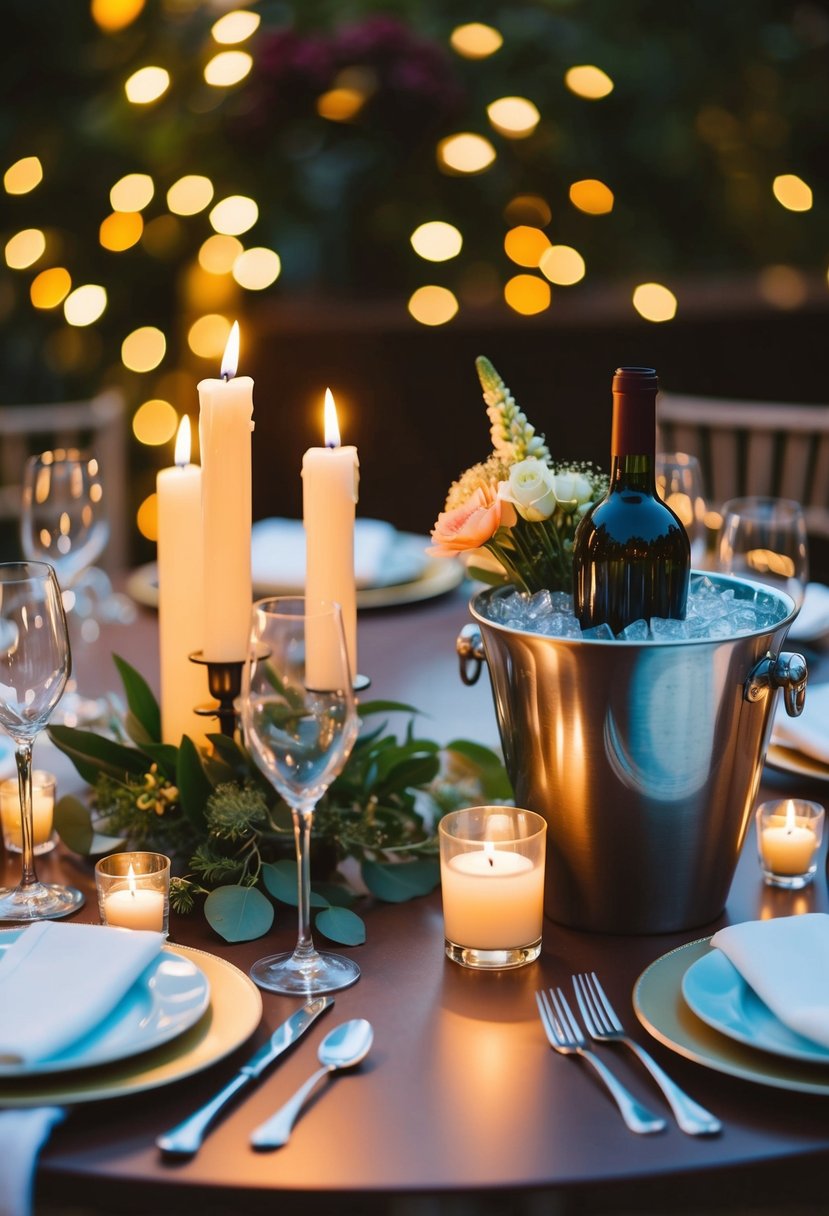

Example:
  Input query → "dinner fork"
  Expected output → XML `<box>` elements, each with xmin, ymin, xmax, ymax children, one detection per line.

<box><xmin>535</xmin><ymin>988</ymin><xmax>666</xmax><ymax>1134</ymax></box>
<box><xmin>573</xmin><ymin>971</ymin><xmax>721</xmax><ymax>1137</ymax></box>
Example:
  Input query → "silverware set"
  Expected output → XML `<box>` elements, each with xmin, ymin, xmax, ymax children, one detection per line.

<box><xmin>536</xmin><ymin>971</ymin><xmax>721</xmax><ymax>1137</ymax></box>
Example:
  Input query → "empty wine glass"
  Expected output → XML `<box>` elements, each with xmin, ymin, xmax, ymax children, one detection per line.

<box><xmin>717</xmin><ymin>496</ymin><xmax>809</xmax><ymax>612</ymax></box>
<box><xmin>656</xmin><ymin>452</ymin><xmax>708</xmax><ymax>566</ymax></box>
<box><xmin>241</xmin><ymin>597</ymin><xmax>360</xmax><ymax>995</ymax></box>
<box><xmin>0</xmin><ymin>561</ymin><xmax>84</xmax><ymax>920</ymax></box>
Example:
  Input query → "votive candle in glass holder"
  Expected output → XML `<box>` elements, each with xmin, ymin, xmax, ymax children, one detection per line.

<box><xmin>439</xmin><ymin>806</ymin><xmax>546</xmax><ymax>970</ymax></box>
<box><xmin>0</xmin><ymin>771</ymin><xmax>56</xmax><ymax>855</ymax></box>
<box><xmin>95</xmin><ymin>852</ymin><xmax>170</xmax><ymax>935</ymax></box>
<box><xmin>756</xmin><ymin>799</ymin><xmax>824</xmax><ymax>889</ymax></box>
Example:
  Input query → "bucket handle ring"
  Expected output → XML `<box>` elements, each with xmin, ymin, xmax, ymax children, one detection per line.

<box><xmin>457</xmin><ymin>624</ymin><xmax>485</xmax><ymax>686</ymax></box>
<box><xmin>744</xmin><ymin>651</ymin><xmax>808</xmax><ymax>717</ymax></box>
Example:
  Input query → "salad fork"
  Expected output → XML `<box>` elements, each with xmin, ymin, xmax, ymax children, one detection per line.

<box><xmin>535</xmin><ymin>988</ymin><xmax>666</xmax><ymax>1135</ymax></box>
<box><xmin>573</xmin><ymin>971</ymin><xmax>721</xmax><ymax>1136</ymax></box>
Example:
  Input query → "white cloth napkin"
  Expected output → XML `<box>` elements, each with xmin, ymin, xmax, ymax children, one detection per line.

<box><xmin>771</xmin><ymin>681</ymin><xmax>829</xmax><ymax>764</ymax></box>
<box><xmin>0</xmin><ymin>921</ymin><xmax>163</xmax><ymax>1065</ymax></box>
<box><xmin>711</xmin><ymin>914</ymin><xmax>829</xmax><ymax>1048</ymax></box>
<box><xmin>251</xmin><ymin>517</ymin><xmax>398</xmax><ymax>591</ymax></box>
<box><xmin>0</xmin><ymin>1107</ymin><xmax>65</xmax><ymax>1216</ymax></box>
<box><xmin>788</xmin><ymin>582</ymin><xmax>829</xmax><ymax>642</ymax></box>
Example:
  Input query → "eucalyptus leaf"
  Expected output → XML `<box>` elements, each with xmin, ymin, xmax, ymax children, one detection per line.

<box><xmin>48</xmin><ymin>725</ymin><xmax>150</xmax><ymax>785</ymax></box>
<box><xmin>361</xmin><ymin>858</ymin><xmax>440</xmax><ymax>903</ymax></box>
<box><xmin>378</xmin><ymin>754</ymin><xmax>441</xmax><ymax>793</ymax></box>
<box><xmin>312</xmin><ymin>882</ymin><xmax>356</xmax><ymax>908</ymax></box>
<box><xmin>357</xmin><ymin>700</ymin><xmax>422</xmax><ymax>718</ymax></box>
<box><xmin>446</xmin><ymin>740</ymin><xmax>513</xmax><ymax>801</ymax></box>
<box><xmin>53</xmin><ymin>796</ymin><xmax>126</xmax><ymax>856</ymax></box>
<box><xmin>123</xmin><ymin>710</ymin><xmax>153</xmax><ymax>748</ymax></box>
<box><xmin>315</xmin><ymin>906</ymin><xmax>365</xmax><ymax>946</ymax></box>
<box><xmin>176</xmin><ymin>735</ymin><xmax>212</xmax><ymax>830</ymax></box>
<box><xmin>262</xmin><ymin>861</ymin><xmax>329</xmax><ymax>907</ymax></box>
<box><xmin>140</xmin><ymin>742</ymin><xmax>180</xmax><ymax>783</ymax></box>
<box><xmin>113</xmin><ymin>654</ymin><xmax>161</xmax><ymax>744</ymax></box>
<box><xmin>204</xmin><ymin>884</ymin><xmax>274</xmax><ymax>942</ymax></box>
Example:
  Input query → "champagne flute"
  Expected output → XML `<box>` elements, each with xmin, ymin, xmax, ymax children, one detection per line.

<box><xmin>0</xmin><ymin>561</ymin><xmax>84</xmax><ymax>920</ymax></box>
<box><xmin>241</xmin><ymin>597</ymin><xmax>360</xmax><ymax>995</ymax></box>
<box><xmin>717</xmin><ymin>496</ymin><xmax>809</xmax><ymax>612</ymax></box>
<box><xmin>656</xmin><ymin>452</ymin><xmax>708</xmax><ymax>567</ymax></box>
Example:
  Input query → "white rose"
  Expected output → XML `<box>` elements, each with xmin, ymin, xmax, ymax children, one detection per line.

<box><xmin>551</xmin><ymin>471</ymin><xmax>594</xmax><ymax>513</ymax></box>
<box><xmin>501</xmin><ymin>458</ymin><xmax>558</xmax><ymax>522</ymax></box>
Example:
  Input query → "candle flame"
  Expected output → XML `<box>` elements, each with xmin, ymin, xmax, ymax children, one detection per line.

<box><xmin>324</xmin><ymin>387</ymin><xmax>341</xmax><ymax>448</ymax></box>
<box><xmin>127</xmin><ymin>862</ymin><xmax>137</xmax><ymax>897</ymax></box>
<box><xmin>174</xmin><ymin>415</ymin><xmax>191</xmax><ymax>467</ymax></box>
<box><xmin>221</xmin><ymin>320</ymin><xmax>240</xmax><ymax>380</ymax></box>
<box><xmin>785</xmin><ymin>799</ymin><xmax>797</xmax><ymax>833</ymax></box>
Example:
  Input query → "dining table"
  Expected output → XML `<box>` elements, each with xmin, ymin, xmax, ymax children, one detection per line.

<box><xmin>3</xmin><ymin>576</ymin><xmax>829</xmax><ymax>1216</ymax></box>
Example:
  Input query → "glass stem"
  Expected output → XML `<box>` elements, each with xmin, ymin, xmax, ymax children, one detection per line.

<box><xmin>291</xmin><ymin>802</ymin><xmax>318</xmax><ymax>961</ymax></box>
<box><xmin>15</xmin><ymin>743</ymin><xmax>38</xmax><ymax>890</ymax></box>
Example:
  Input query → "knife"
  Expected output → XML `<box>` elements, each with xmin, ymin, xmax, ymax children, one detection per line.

<box><xmin>156</xmin><ymin>995</ymin><xmax>334</xmax><ymax>1157</ymax></box>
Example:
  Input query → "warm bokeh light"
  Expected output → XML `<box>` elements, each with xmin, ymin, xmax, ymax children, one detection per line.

<box><xmin>167</xmin><ymin>175</ymin><xmax>214</xmax><ymax>215</ymax></box>
<box><xmin>4</xmin><ymin>156</ymin><xmax>43</xmax><ymax>195</ymax></box>
<box><xmin>757</xmin><ymin>264</ymin><xmax>808</xmax><ymax>309</ymax></box>
<box><xmin>142</xmin><ymin>215</ymin><xmax>182</xmax><ymax>257</ymax></box>
<box><xmin>539</xmin><ymin>244</ymin><xmax>586</xmax><ymax>285</ymax></box>
<box><xmin>199</xmin><ymin>234</ymin><xmax>244</xmax><ymax>274</ymax></box>
<box><xmin>410</xmin><ymin>221</ymin><xmax>463</xmax><ymax>262</ymax></box>
<box><xmin>569</xmin><ymin>179</ymin><xmax>615</xmax><ymax>214</ymax></box>
<box><xmin>91</xmin><ymin>0</ymin><xmax>145</xmax><ymax>32</ymax></box>
<box><xmin>449</xmin><ymin>23</ymin><xmax>503</xmax><ymax>59</ymax></box>
<box><xmin>4</xmin><ymin>228</ymin><xmax>46</xmax><ymax>270</ymax></box>
<box><xmin>564</xmin><ymin>65</ymin><xmax>615</xmax><ymax>99</ymax></box>
<box><xmin>99</xmin><ymin>211</ymin><xmax>143</xmax><ymax>251</ymax></box>
<box><xmin>64</xmin><ymin>284</ymin><xmax>107</xmax><ymax>327</ymax></box>
<box><xmin>632</xmin><ymin>282</ymin><xmax>677</xmax><ymax>322</ymax></box>
<box><xmin>121</xmin><ymin>325</ymin><xmax>166</xmax><ymax>372</ymax></box>
<box><xmin>504</xmin><ymin>274</ymin><xmax>551</xmax><ymax>315</ymax></box>
<box><xmin>133</xmin><ymin>398</ymin><xmax>178</xmax><ymax>446</ymax></box>
<box><xmin>184</xmin><ymin>263</ymin><xmax>237</xmax><ymax>308</ymax></box>
<box><xmin>212</xmin><ymin>10</ymin><xmax>261</xmax><ymax>44</ymax></box>
<box><xmin>232</xmin><ymin>247</ymin><xmax>281</xmax><ymax>290</ymax></box>
<box><xmin>110</xmin><ymin>173</ymin><xmax>154</xmax><ymax>212</ymax></box>
<box><xmin>504</xmin><ymin>226</ymin><xmax>550</xmax><ymax>268</ymax></box>
<box><xmin>437</xmin><ymin>134</ymin><xmax>496</xmax><ymax>175</ymax></box>
<box><xmin>317</xmin><ymin>88</ymin><xmax>366</xmax><ymax>122</ymax></box>
<box><xmin>30</xmin><ymin>267</ymin><xmax>71</xmax><ymax>309</ymax></box>
<box><xmin>504</xmin><ymin>195</ymin><xmax>552</xmax><ymax>228</ymax></box>
<box><xmin>204</xmin><ymin>51</ymin><xmax>253</xmax><ymax>88</ymax></box>
<box><xmin>486</xmin><ymin>97</ymin><xmax>540</xmax><ymax>138</ymax></box>
<box><xmin>772</xmin><ymin>174</ymin><xmax>813</xmax><ymax>212</ymax></box>
<box><xmin>125</xmin><ymin>66</ymin><xmax>170</xmax><ymax>105</ymax></box>
<box><xmin>209</xmin><ymin>195</ymin><xmax>258</xmax><ymax>236</ymax></box>
<box><xmin>188</xmin><ymin>313</ymin><xmax>232</xmax><ymax>358</ymax></box>
<box><xmin>407</xmin><ymin>285</ymin><xmax>459</xmax><ymax>326</ymax></box>
<box><xmin>136</xmin><ymin>492</ymin><xmax>158</xmax><ymax>542</ymax></box>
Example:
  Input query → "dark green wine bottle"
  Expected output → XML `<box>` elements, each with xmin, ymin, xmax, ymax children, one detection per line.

<box><xmin>573</xmin><ymin>367</ymin><xmax>690</xmax><ymax>635</ymax></box>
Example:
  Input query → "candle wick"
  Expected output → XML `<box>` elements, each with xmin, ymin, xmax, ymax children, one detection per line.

<box><xmin>222</xmin><ymin>371</ymin><xmax>231</xmax><ymax>382</ymax></box>
<box><xmin>487</xmin><ymin>855</ymin><xmax>494</xmax><ymax>867</ymax></box>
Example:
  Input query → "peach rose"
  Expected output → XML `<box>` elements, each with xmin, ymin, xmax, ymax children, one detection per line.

<box><xmin>429</xmin><ymin>487</ymin><xmax>503</xmax><ymax>555</ymax></box>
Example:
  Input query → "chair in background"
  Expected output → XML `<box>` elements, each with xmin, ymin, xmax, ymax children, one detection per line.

<box><xmin>657</xmin><ymin>391</ymin><xmax>829</xmax><ymax>542</ymax></box>
<box><xmin>0</xmin><ymin>389</ymin><xmax>128</xmax><ymax>573</ymax></box>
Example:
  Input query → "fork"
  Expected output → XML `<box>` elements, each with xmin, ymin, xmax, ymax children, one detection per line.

<box><xmin>573</xmin><ymin>971</ymin><xmax>721</xmax><ymax>1137</ymax></box>
<box><xmin>535</xmin><ymin>988</ymin><xmax>666</xmax><ymax>1135</ymax></box>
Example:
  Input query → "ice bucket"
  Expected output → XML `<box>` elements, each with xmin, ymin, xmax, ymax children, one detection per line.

<box><xmin>457</xmin><ymin>574</ymin><xmax>807</xmax><ymax>934</ymax></box>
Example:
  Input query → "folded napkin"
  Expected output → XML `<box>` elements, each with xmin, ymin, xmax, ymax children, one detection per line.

<box><xmin>251</xmin><ymin>517</ymin><xmax>399</xmax><ymax>591</ymax></box>
<box><xmin>771</xmin><ymin>681</ymin><xmax>829</xmax><ymax>764</ymax></box>
<box><xmin>0</xmin><ymin>921</ymin><xmax>163</xmax><ymax>1065</ymax></box>
<box><xmin>0</xmin><ymin>1107</ymin><xmax>65</xmax><ymax>1216</ymax></box>
<box><xmin>788</xmin><ymin>582</ymin><xmax>829</xmax><ymax>642</ymax></box>
<box><xmin>711</xmin><ymin>914</ymin><xmax>829</xmax><ymax>1049</ymax></box>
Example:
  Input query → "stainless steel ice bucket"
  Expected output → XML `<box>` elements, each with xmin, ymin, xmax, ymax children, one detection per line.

<box><xmin>457</xmin><ymin>575</ymin><xmax>807</xmax><ymax>934</ymax></box>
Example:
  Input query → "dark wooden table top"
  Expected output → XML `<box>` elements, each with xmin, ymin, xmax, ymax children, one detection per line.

<box><xmin>4</xmin><ymin>583</ymin><xmax>829</xmax><ymax>1216</ymax></box>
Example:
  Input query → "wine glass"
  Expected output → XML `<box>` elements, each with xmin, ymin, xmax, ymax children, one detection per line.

<box><xmin>241</xmin><ymin>597</ymin><xmax>360</xmax><ymax>995</ymax></box>
<box><xmin>0</xmin><ymin>561</ymin><xmax>84</xmax><ymax>920</ymax></box>
<box><xmin>656</xmin><ymin>452</ymin><xmax>708</xmax><ymax>566</ymax></box>
<box><xmin>717</xmin><ymin>496</ymin><xmax>809</xmax><ymax>612</ymax></box>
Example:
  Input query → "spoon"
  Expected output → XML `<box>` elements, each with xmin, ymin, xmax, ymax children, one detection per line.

<box><xmin>250</xmin><ymin>1018</ymin><xmax>374</xmax><ymax>1149</ymax></box>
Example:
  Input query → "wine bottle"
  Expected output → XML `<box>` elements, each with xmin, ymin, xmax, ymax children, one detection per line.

<box><xmin>573</xmin><ymin>366</ymin><xmax>690</xmax><ymax>635</ymax></box>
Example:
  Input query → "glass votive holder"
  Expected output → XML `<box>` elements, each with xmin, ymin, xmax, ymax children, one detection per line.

<box><xmin>756</xmin><ymin>799</ymin><xmax>824</xmax><ymax>889</ymax></box>
<box><xmin>95</xmin><ymin>852</ymin><xmax>170</xmax><ymax>935</ymax></box>
<box><xmin>439</xmin><ymin>806</ymin><xmax>546</xmax><ymax>970</ymax></box>
<box><xmin>0</xmin><ymin>771</ymin><xmax>57</xmax><ymax>855</ymax></box>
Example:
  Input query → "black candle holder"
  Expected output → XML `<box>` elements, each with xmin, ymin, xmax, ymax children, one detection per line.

<box><xmin>189</xmin><ymin>652</ymin><xmax>244</xmax><ymax>738</ymax></box>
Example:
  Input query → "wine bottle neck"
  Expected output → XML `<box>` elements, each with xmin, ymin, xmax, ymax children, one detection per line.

<box><xmin>610</xmin><ymin>453</ymin><xmax>656</xmax><ymax>492</ymax></box>
<box><xmin>609</xmin><ymin>372</ymin><xmax>657</xmax><ymax>491</ymax></box>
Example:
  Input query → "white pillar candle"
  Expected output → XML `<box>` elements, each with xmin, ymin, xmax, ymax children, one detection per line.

<box><xmin>198</xmin><ymin>321</ymin><xmax>254</xmax><ymax>662</ymax></box>
<box><xmin>760</xmin><ymin>805</ymin><xmax>819</xmax><ymax>876</ymax></box>
<box><xmin>157</xmin><ymin>417</ymin><xmax>208</xmax><ymax>746</ymax></box>
<box><xmin>302</xmin><ymin>389</ymin><xmax>359</xmax><ymax>682</ymax></box>
<box><xmin>441</xmin><ymin>847</ymin><xmax>544</xmax><ymax>949</ymax></box>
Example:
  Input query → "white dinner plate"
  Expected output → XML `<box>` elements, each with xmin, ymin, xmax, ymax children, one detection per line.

<box><xmin>681</xmin><ymin>947</ymin><xmax>829</xmax><ymax>1064</ymax></box>
<box><xmin>634</xmin><ymin>938</ymin><xmax>829</xmax><ymax>1094</ymax></box>
<box><xmin>765</xmin><ymin>744</ymin><xmax>829</xmax><ymax>784</ymax></box>
<box><xmin>0</xmin><ymin>928</ymin><xmax>211</xmax><ymax>1076</ymax></box>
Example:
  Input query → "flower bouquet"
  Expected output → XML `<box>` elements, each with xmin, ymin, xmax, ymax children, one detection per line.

<box><xmin>430</xmin><ymin>357</ymin><xmax>607</xmax><ymax>595</ymax></box>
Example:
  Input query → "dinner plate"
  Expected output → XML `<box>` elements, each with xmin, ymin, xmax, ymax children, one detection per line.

<box><xmin>0</xmin><ymin>942</ymin><xmax>262</xmax><ymax>1106</ymax></box>
<box><xmin>681</xmin><ymin>947</ymin><xmax>829</xmax><ymax>1064</ymax></box>
<box><xmin>765</xmin><ymin>744</ymin><xmax>829</xmax><ymax>784</ymax></box>
<box><xmin>0</xmin><ymin>928</ymin><xmax>211</xmax><ymax>1076</ymax></box>
<box><xmin>634</xmin><ymin>938</ymin><xmax>829</xmax><ymax>1094</ymax></box>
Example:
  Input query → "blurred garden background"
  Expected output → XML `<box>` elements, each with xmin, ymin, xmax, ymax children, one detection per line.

<box><xmin>2</xmin><ymin>0</ymin><xmax>828</xmax><ymax>562</ymax></box>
